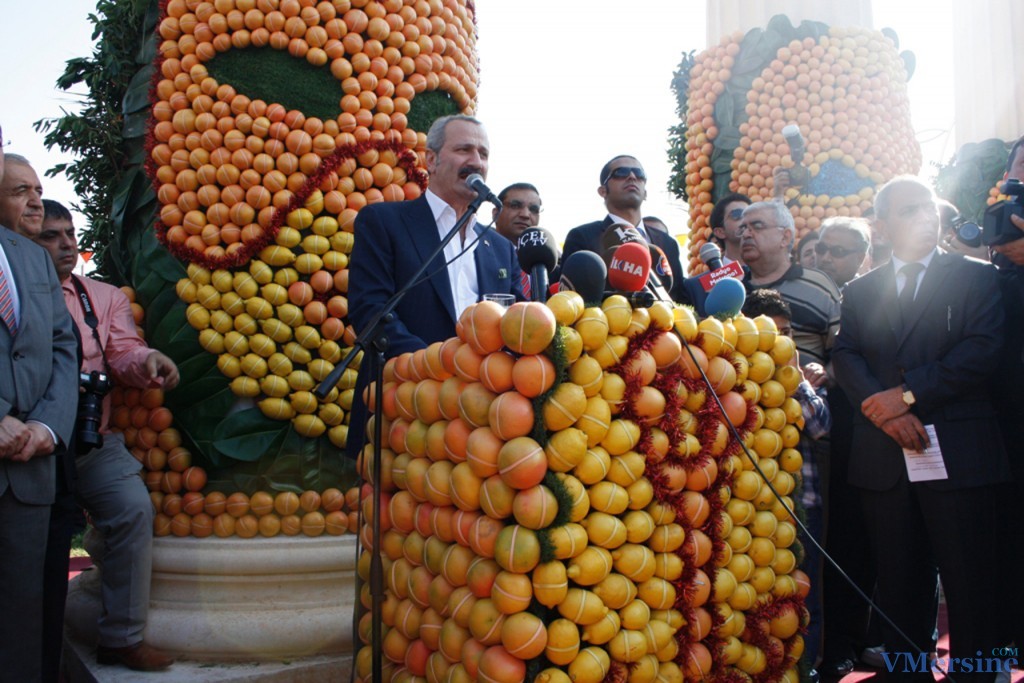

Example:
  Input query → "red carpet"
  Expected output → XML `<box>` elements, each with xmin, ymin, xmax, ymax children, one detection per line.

<box><xmin>68</xmin><ymin>556</ymin><xmax>92</xmax><ymax>580</ymax></box>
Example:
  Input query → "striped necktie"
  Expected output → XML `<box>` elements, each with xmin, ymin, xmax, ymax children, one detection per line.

<box><xmin>520</xmin><ymin>270</ymin><xmax>531</xmax><ymax>299</ymax></box>
<box><xmin>0</xmin><ymin>265</ymin><xmax>17</xmax><ymax>335</ymax></box>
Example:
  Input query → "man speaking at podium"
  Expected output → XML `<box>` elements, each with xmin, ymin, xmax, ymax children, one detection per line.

<box><xmin>346</xmin><ymin>115</ymin><xmax>523</xmax><ymax>458</ymax></box>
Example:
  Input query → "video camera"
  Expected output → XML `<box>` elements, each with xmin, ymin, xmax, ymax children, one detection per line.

<box><xmin>976</xmin><ymin>178</ymin><xmax>1024</xmax><ymax>246</ymax></box>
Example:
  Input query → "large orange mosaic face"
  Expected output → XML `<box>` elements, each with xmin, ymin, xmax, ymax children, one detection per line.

<box><xmin>148</xmin><ymin>0</ymin><xmax>480</xmax><ymax>444</ymax></box>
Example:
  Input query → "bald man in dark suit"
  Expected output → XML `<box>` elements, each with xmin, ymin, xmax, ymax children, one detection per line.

<box><xmin>0</xmin><ymin>139</ymin><xmax>79</xmax><ymax>681</ymax></box>
<box><xmin>833</xmin><ymin>176</ymin><xmax>1009</xmax><ymax>681</ymax></box>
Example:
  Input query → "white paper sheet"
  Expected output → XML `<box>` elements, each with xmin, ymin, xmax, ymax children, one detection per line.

<box><xmin>903</xmin><ymin>424</ymin><xmax>948</xmax><ymax>482</ymax></box>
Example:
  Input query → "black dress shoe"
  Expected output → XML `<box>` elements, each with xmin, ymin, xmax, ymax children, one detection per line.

<box><xmin>821</xmin><ymin>658</ymin><xmax>855</xmax><ymax>679</ymax></box>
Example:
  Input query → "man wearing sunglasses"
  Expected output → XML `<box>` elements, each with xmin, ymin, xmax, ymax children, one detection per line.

<box><xmin>561</xmin><ymin>155</ymin><xmax>686</xmax><ymax>302</ymax></box>
<box><xmin>815</xmin><ymin>217</ymin><xmax>871</xmax><ymax>289</ymax></box>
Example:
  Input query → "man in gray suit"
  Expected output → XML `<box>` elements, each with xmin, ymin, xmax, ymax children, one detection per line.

<box><xmin>0</xmin><ymin>131</ymin><xmax>79</xmax><ymax>680</ymax></box>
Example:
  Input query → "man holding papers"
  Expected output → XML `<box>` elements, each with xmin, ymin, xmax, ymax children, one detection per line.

<box><xmin>833</xmin><ymin>176</ymin><xmax>1011</xmax><ymax>681</ymax></box>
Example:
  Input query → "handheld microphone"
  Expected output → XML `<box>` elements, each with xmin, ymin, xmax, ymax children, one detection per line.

<box><xmin>699</xmin><ymin>242</ymin><xmax>723</xmax><ymax>271</ymax></box>
<box><xmin>559</xmin><ymin>251</ymin><xmax>607</xmax><ymax>306</ymax></box>
<box><xmin>781</xmin><ymin>124</ymin><xmax>809</xmax><ymax>186</ymax></box>
<box><xmin>466</xmin><ymin>173</ymin><xmax>502</xmax><ymax>209</ymax></box>
<box><xmin>516</xmin><ymin>228</ymin><xmax>558</xmax><ymax>303</ymax></box>
<box><xmin>697</xmin><ymin>240</ymin><xmax>745</xmax><ymax>292</ymax></box>
<box><xmin>608</xmin><ymin>242</ymin><xmax>652</xmax><ymax>293</ymax></box>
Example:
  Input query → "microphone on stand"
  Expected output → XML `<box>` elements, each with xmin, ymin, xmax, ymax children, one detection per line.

<box><xmin>466</xmin><ymin>173</ymin><xmax>502</xmax><ymax>209</ymax></box>
<box><xmin>558</xmin><ymin>251</ymin><xmax>607</xmax><ymax>307</ymax></box>
<box><xmin>608</xmin><ymin>242</ymin><xmax>652</xmax><ymax>292</ymax></box>
<box><xmin>606</xmin><ymin>241</ymin><xmax>657</xmax><ymax>307</ymax></box>
<box><xmin>516</xmin><ymin>228</ymin><xmax>558</xmax><ymax>303</ymax></box>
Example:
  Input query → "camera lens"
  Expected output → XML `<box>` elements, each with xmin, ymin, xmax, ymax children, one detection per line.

<box><xmin>955</xmin><ymin>222</ymin><xmax>982</xmax><ymax>248</ymax></box>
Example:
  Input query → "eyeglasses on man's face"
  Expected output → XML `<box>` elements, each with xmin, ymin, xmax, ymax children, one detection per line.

<box><xmin>602</xmin><ymin>166</ymin><xmax>647</xmax><ymax>184</ymax></box>
<box><xmin>814</xmin><ymin>242</ymin><xmax>866</xmax><ymax>259</ymax></box>
<box><xmin>505</xmin><ymin>200</ymin><xmax>542</xmax><ymax>215</ymax></box>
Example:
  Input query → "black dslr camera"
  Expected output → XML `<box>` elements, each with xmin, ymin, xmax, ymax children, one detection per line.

<box><xmin>981</xmin><ymin>178</ymin><xmax>1024</xmax><ymax>246</ymax></box>
<box><xmin>77</xmin><ymin>370</ymin><xmax>112</xmax><ymax>452</ymax></box>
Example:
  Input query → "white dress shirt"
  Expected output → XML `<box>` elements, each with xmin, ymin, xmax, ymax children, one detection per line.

<box><xmin>891</xmin><ymin>248</ymin><xmax>936</xmax><ymax>299</ymax></box>
<box><xmin>425</xmin><ymin>189</ymin><xmax>480</xmax><ymax>317</ymax></box>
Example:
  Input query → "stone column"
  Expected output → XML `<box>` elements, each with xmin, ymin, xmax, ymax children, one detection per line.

<box><xmin>706</xmin><ymin>0</ymin><xmax>872</xmax><ymax>47</ymax></box>
<box><xmin>952</xmin><ymin>0</ymin><xmax>1024</xmax><ymax>145</ymax></box>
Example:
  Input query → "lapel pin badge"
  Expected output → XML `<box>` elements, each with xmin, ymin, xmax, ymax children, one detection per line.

<box><xmin>498</xmin><ymin>268</ymin><xmax>507</xmax><ymax>279</ymax></box>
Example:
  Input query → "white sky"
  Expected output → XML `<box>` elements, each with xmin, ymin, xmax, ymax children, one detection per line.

<box><xmin>1</xmin><ymin>1</ymin><xmax>956</xmax><ymax>251</ymax></box>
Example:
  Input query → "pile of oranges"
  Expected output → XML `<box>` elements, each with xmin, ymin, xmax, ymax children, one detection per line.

<box><xmin>153</xmin><ymin>0</ymin><xmax>481</xmax><ymax>439</ymax></box>
<box><xmin>114</xmin><ymin>286</ymin><xmax>362</xmax><ymax>537</ymax></box>
<box><xmin>682</xmin><ymin>21</ymin><xmax>921</xmax><ymax>273</ymax></box>
<box><xmin>354</xmin><ymin>294</ymin><xmax>810</xmax><ymax>682</ymax></box>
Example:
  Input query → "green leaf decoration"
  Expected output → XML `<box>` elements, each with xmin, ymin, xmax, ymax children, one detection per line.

<box><xmin>122</xmin><ymin>64</ymin><xmax>155</xmax><ymax>115</ymax></box>
<box><xmin>934</xmin><ymin>138</ymin><xmax>1012</xmax><ymax>224</ymax></box>
<box><xmin>206</xmin><ymin>47</ymin><xmax>343</xmax><ymax>121</ymax></box>
<box><xmin>167</xmin><ymin>385</ymin><xmax>236</xmax><ymax>469</ymax></box>
<box><xmin>406</xmin><ymin>90</ymin><xmax>460</xmax><ymax>137</ymax></box>
<box><xmin>212</xmin><ymin>408</ymin><xmax>290</xmax><ymax>462</ymax></box>
<box><xmin>132</xmin><ymin>229</ymin><xmax>186</xmax><ymax>309</ymax></box>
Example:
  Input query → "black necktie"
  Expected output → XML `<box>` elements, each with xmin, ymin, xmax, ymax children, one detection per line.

<box><xmin>898</xmin><ymin>262</ymin><xmax>925</xmax><ymax>314</ymax></box>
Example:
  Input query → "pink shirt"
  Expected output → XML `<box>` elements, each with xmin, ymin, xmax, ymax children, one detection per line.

<box><xmin>63</xmin><ymin>276</ymin><xmax>154</xmax><ymax>432</ymax></box>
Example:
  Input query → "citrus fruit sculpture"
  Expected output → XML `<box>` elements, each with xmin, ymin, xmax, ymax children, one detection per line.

<box><xmin>674</xmin><ymin>15</ymin><xmax>922</xmax><ymax>273</ymax></box>
<box><xmin>151</xmin><ymin>0</ymin><xmax>479</xmax><ymax>442</ymax></box>
<box><xmin>356</xmin><ymin>294</ymin><xmax>810</xmax><ymax>682</ymax></box>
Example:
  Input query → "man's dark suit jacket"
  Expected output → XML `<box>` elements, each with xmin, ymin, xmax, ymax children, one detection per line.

<box><xmin>0</xmin><ymin>225</ymin><xmax>78</xmax><ymax>504</ymax></box>
<box><xmin>345</xmin><ymin>195</ymin><xmax>524</xmax><ymax>457</ymax></box>
<box><xmin>832</xmin><ymin>250</ymin><xmax>1010</xmax><ymax>491</ymax></box>
<box><xmin>561</xmin><ymin>217</ymin><xmax>688</xmax><ymax>303</ymax></box>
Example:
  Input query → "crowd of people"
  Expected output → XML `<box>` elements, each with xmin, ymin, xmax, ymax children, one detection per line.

<box><xmin>3</xmin><ymin>109</ymin><xmax>1023</xmax><ymax>681</ymax></box>
<box><xmin>348</xmin><ymin>115</ymin><xmax>1024</xmax><ymax>683</ymax></box>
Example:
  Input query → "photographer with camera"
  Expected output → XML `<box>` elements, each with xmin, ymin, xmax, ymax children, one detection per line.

<box><xmin>980</xmin><ymin>135</ymin><xmax>1024</xmax><ymax>653</ymax></box>
<box><xmin>34</xmin><ymin>200</ymin><xmax>177</xmax><ymax>673</ymax></box>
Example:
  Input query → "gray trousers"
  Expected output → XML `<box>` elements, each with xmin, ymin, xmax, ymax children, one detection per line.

<box><xmin>75</xmin><ymin>434</ymin><xmax>153</xmax><ymax>648</ymax></box>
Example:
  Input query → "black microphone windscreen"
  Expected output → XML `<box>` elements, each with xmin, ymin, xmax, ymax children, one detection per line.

<box><xmin>559</xmin><ymin>251</ymin><xmax>607</xmax><ymax>306</ymax></box>
<box><xmin>600</xmin><ymin>223</ymin><xmax>647</xmax><ymax>264</ymax></box>
<box><xmin>649</xmin><ymin>244</ymin><xmax>674</xmax><ymax>291</ymax></box>
<box><xmin>516</xmin><ymin>228</ymin><xmax>559</xmax><ymax>273</ymax></box>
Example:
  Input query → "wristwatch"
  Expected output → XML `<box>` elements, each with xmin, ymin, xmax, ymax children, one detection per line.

<box><xmin>901</xmin><ymin>384</ymin><xmax>916</xmax><ymax>407</ymax></box>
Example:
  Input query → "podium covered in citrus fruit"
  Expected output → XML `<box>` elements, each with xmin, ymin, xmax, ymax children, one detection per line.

<box><xmin>354</xmin><ymin>295</ymin><xmax>809</xmax><ymax>682</ymax></box>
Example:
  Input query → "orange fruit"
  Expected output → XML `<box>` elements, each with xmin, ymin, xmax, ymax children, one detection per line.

<box><xmin>500</xmin><ymin>302</ymin><xmax>557</xmax><ymax>355</ymax></box>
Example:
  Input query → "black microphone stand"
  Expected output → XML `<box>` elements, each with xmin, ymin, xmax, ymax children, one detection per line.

<box><xmin>313</xmin><ymin>192</ymin><xmax>488</xmax><ymax>683</ymax></box>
